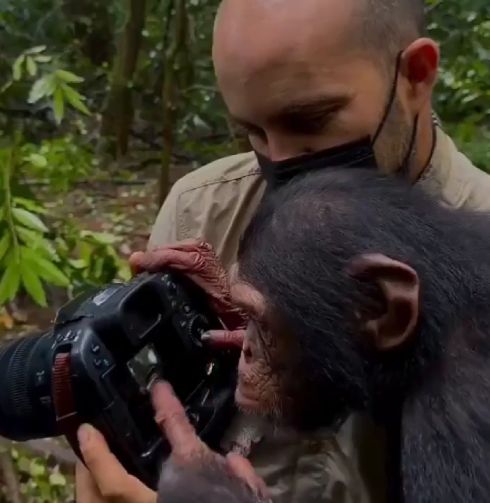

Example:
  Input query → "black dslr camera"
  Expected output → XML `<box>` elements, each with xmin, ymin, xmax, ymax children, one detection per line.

<box><xmin>0</xmin><ymin>272</ymin><xmax>238</xmax><ymax>488</ymax></box>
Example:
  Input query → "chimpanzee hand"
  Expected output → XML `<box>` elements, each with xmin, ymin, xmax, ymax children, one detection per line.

<box><xmin>129</xmin><ymin>240</ymin><xmax>247</xmax><ymax>333</ymax></box>
<box><xmin>75</xmin><ymin>381</ymin><xmax>269</xmax><ymax>503</ymax></box>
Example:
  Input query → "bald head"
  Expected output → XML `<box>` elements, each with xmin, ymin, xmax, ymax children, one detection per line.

<box><xmin>212</xmin><ymin>0</ymin><xmax>437</xmax><ymax>178</ymax></box>
<box><xmin>215</xmin><ymin>0</ymin><xmax>426</xmax><ymax>65</ymax></box>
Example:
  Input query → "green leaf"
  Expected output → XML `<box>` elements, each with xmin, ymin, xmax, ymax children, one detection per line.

<box><xmin>26</xmin><ymin>153</ymin><xmax>48</xmax><ymax>168</ymax></box>
<box><xmin>26</xmin><ymin>56</ymin><xmax>37</xmax><ymax>77</ymax></box>
<box><xmin>48</xmin><ymin>471</ymin><xmax>66</xmax><ymax>486</ymax></box>
<box><xmin>22</xmin><ymin>249</ymin><xmax>69</xmax><ymax>287</ymax></box>
<box><xmin>55</xmin><ymin>69</ymin><xmax>84</xmax><ymax>84</ymax></box>
<box><xmin>0</xmin><ymin>261</ymin><xmax>21</xmax><ymax>304</ymax></box>
<box><xmin>21</xmin><ymin>262</ymin><xmax>47</xmax><ymax>307</ymax></box>
<box><xmin>25</xmin><ymin>45</ymin><xmax>47</xmax><ymax>55</ymax></box>
<box><xmin>17</xmin><ymin>456</ymin><xmax>31</xmax><ymax>474</ymax></box>
<box><xmin>13</xmin><ymin>197</ymin><xmax>47</xmax><ymax>214</ymax></box>
<box><xmin>68</xmin><ymin>259</ymin><xmax>86</xmax><ymax>269</ymax></box>
<box><xmin>28</xmin><ymin>75</ymin><xmax>56</xmax><ymax>103</ymax></box>
<box><xmin>52</xmin><ymin>87</ymin><xmax>65</xmax><ymax>124</ymax></box>
<box><xmin>17</xmin><ymin>228</ymin><xmax>57</xmax><ymax>259</ymax></box>
<box><xmin>29</xmin><ymin>459</ymin><xmax>46</xmax><ymax>477</ymax></box>
<box><xmin>0</xmin><ymin>234</ymin><xmax>11</xmax><ymax>262</ymax></box>
<box><xmin>62</xmin><ymin>84</ymin><xmax>90</xmax><ymax>115</ymax></box>
<box><xmin>34</xmin><ymin>55</ymin><xmax>52</xmax><ymax>63</ymax></box>
<box><xmin>81</xmin><ymin>230</ymin><xmax>118</xmax><ymax>245</ymax></box>
<box><xmin>12</xmin><ymin>55</ymin><xmax>25</xmax><ymax>81</ymax></box>
<box><xmin>12</xmin><ymin>208</ymin><xmax>48</xmax><ymax>233</ymax></box>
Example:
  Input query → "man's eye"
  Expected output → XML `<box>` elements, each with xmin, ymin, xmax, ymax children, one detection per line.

<box><xmin>285</xmin><ymin>114</ymin><xmax>332</xmax><ymax>135</ymax></box>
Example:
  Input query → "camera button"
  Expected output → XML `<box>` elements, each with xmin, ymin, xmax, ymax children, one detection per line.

<box><xmin>94</xmin><ymin>358</ymin><xmax>102</xmax><ymax>368</ymax></box>
<box><xmin>35</xmin><ymin>370</ymin><xmax>47</xmax><ymax>387</ymax></box>
<box><xmin>91</xmin><ymin>343</ymin><xmax>101</xmax><ymax>354</ymax></box>
<box><xmin>183</xmin><ymin>304</ymin><xmax>192</xmax><ymax>314</ymax></box>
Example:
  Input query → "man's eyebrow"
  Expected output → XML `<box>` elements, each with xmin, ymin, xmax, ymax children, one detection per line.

<box><xmin>271</xmin><ymin>94</ymin><xmax>351</xmax><ymax>123</ymax></box>
<box><xmin>230</xmin><ymin>94</ymin><xmax>351</xmax><ymax>130</ymax></box>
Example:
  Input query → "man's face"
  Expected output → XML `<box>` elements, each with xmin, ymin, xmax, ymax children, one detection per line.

<box><xmin>212</xmin><ymin>0</ymin><xmax>415</xmax><ymax>173</ymax></box>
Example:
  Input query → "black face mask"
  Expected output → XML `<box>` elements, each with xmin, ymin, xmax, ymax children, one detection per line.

<box><xmin>257</xmin><ymin>53</ymin><xmax>419</xmax><ymax>189</ymax></box>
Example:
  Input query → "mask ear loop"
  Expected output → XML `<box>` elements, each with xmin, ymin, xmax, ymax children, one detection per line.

<box><xmin>371</xmin><ymin>51</ymin><xmax>403</xmax><ymax>146</ymax></box>
<box><xmin>398</xmin><ymin>113</ymin><xmax>419</xmax><ymax>177</ymax></box>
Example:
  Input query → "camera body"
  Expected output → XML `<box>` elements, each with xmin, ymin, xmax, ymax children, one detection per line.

<box><xmin>0</xmin><ymin>272</ymin><xmax>238</xmax><ymax>489</ymax></box>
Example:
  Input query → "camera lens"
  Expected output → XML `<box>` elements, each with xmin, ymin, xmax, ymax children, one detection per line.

<box><xmin>0</xmin><ymin>333</ymin><xmax>57</xmax><ymax>441</ymax></box>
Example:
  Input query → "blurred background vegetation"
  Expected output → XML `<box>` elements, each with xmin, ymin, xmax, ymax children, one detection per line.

<box><xmin>0</xmin><ymin>0</ymin><xmax>488</xmax><ymax>500</ymax></box>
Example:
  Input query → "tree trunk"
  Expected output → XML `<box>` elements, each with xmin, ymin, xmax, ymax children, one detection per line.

<box><xmin>100</xmin><ymin>0</ymin><xmax>147</xmax><ymax>160</ymax></box>
<box><xmin>159</xmin><ymin>0</ymin><xmax>189</xmax><ymax>206</ymax></box>
<box><xmin>62</xmin><ymin>0</ymin><xmax>114</xmax><ymax>66</ymax></box>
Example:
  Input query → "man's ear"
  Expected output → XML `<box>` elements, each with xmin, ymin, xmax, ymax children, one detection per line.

<box><xmin>400</xmin><ymin>38</ymin><xmax>439</xmax><ymax>110</ymax></box>
<box><xmin>346</xmin><ymin>253</ymin><xmax>420</xmax><ymax>351</ymax></box>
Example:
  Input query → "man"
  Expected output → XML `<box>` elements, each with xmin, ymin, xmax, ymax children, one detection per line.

<box><xmin>76</xmin><ymin>0</ymin><xmax>490</xmax><ymax>502</ymax></box>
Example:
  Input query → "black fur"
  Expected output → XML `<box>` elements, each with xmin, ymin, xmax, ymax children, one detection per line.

<box><xmin>237</xmin><ymin>168</ymin><xmax>490</xmax><ymax>503</ymax></box>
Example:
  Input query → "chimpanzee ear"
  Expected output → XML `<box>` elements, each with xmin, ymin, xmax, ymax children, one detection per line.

<box><xmin>346</xmin><ymin>253</ymin><xmax>420</xmax><ymax>351</ymax></box>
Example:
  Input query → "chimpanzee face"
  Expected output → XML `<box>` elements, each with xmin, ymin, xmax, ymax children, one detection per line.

<box><xmin>230</xmin><ymin>253</ymin><xmax>421</xmax><ymax>429</ymax></box>
<box><xmin>229</xmin><ymin>277</ymin><xmax>307</xmax><ymax>424</ymax></box>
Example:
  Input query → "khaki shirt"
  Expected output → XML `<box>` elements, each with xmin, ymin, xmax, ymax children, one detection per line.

<box><xmin>149</xmin><ymin>127</ymin><xmax>490</xmax><ymax>503</ymax></box>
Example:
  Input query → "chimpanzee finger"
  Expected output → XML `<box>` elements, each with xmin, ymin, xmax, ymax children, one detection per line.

<box><xmin>202</xmin><ymin>329</ymin><xmax>245</xmax><ymax>350</ymax></box>
<box><xmin>226</xmin><ymin>453</ymin><xmax>271</xmax><ymax>501</ymax></box>
<box><xmin>133</xmin><ymin>248</ymin><xmax>204</xmax><ymax>274</ymax></box>
<box><xmin>151</xmin><ymin>381</ymin><xmax>210</xmax><ymax>463</ymax></box>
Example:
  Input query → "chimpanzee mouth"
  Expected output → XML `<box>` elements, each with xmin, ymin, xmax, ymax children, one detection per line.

<box><xmin>234</xmin><ymin>385</ymin><xmax>261</xmax><ymax>411</ymax></box>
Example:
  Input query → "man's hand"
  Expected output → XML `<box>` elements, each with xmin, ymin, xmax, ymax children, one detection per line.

<box><xmin>75</xmin><ymin>381</ymin><xmax>268</xmax><ymax>503</ymax></box>
<box><xmin>75</xmin><ymin>425</ymin><xmax>156</xmax><ymax>503</ymax></box>
<box><xmin>129</xmin><ymin>240</ymin><xmax>247</xmax><ymax>331</ymax></box>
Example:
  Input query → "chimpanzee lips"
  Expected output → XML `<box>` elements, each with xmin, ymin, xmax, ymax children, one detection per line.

<box><xmin>235</xmin><ymin>382</ymin><xmax>262</xmax><ymax>412</ymax></box>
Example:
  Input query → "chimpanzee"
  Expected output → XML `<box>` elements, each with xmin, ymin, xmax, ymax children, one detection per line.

<box><xmin>230</xmin><ymin>168</ymin><xmax>490</xmax><ymax>503</ymax></box>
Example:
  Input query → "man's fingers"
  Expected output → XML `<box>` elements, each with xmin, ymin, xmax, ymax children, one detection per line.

<box><xmin>202</xmin><ymin>329</ymin><xmax>245</xmax><ymax>350</ymax></box>
<box><xmin>151</xmin><ymin>381</ymin><xmax>208</xmax><ymax>463</ymax></box>
<box><xmin>77</xmin><ymin>424</ymin><xmax>155</xmax><ymax>503</ymax></box>
<box><xmin>226</xmin><ymin>453</ymin><xmax>271</xmax><ymax>500</ymax></box>
<box><xmin>75</xmin><ymin>461</ymin><xmax>107</xmax><ymax>503</ymax></box>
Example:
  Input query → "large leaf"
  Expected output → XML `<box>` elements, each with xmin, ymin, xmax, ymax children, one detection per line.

<box><xmin>12</xmin><ymin>207</ymin><xmax>48</xmax><ymax>233</ymax></box>
<box><xmin>17</xmin><ymin>228</ymin><xmax>57</xmax><ymax>259</ymax></box>
<box><xmin>13</xmin><ymin>196</ymin><xmax>47</xmax><ymax>214</ymax></box>
<box><xmin>26</xmin><ymin>56</ymin><xmax>37</xmax><ymax>77</ymax></box>
<box><xmin>28</xmin><ymin>75</ymin><xmax>56</xmax><ymax>104</ymax></box>
<box><xmin>52</xmin><ymin>87</ymin><xmax>65</xmax><ymax>124</ymax></box>
<box><xmin>12</xmin><ymin>55</ymin><xmax>25</xmax><ymax>81</ymax></box>
<box><xmin>25</xmin><ymin>45</ymin><xmax>47</xmax><ymax>55</ymax></box>
<box><xmin>21</xmin><ymin>263</ymin><xmax>47</xmax><ymax>307</ymax></box>
<box><xmin>0</xmin><ymin>262</ymin><xmax>21</xmax><ymax>304</ymax></box>
<box><xmin>62</xmin><ymin>85</ymin><xmax>90</xmax><ymax>115</ymax></box>
<box><xmin>22</xmin><ymin>248</ymin><xmax>69</xmax><ymax>287</ymax></box>
<box><xmin>26</xmin><ymin>153</ymin><xmax>48</xmax><ymax>168</ymax></box>
<box><xmin>55</xmin><ymin>69</ymin><xmax>84</xmax><ymax>84</ymax></box>
<box><xmin>0</xmin><ymin>234</ymin><xmax>11</xmax><ymax>263</ymax></box>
